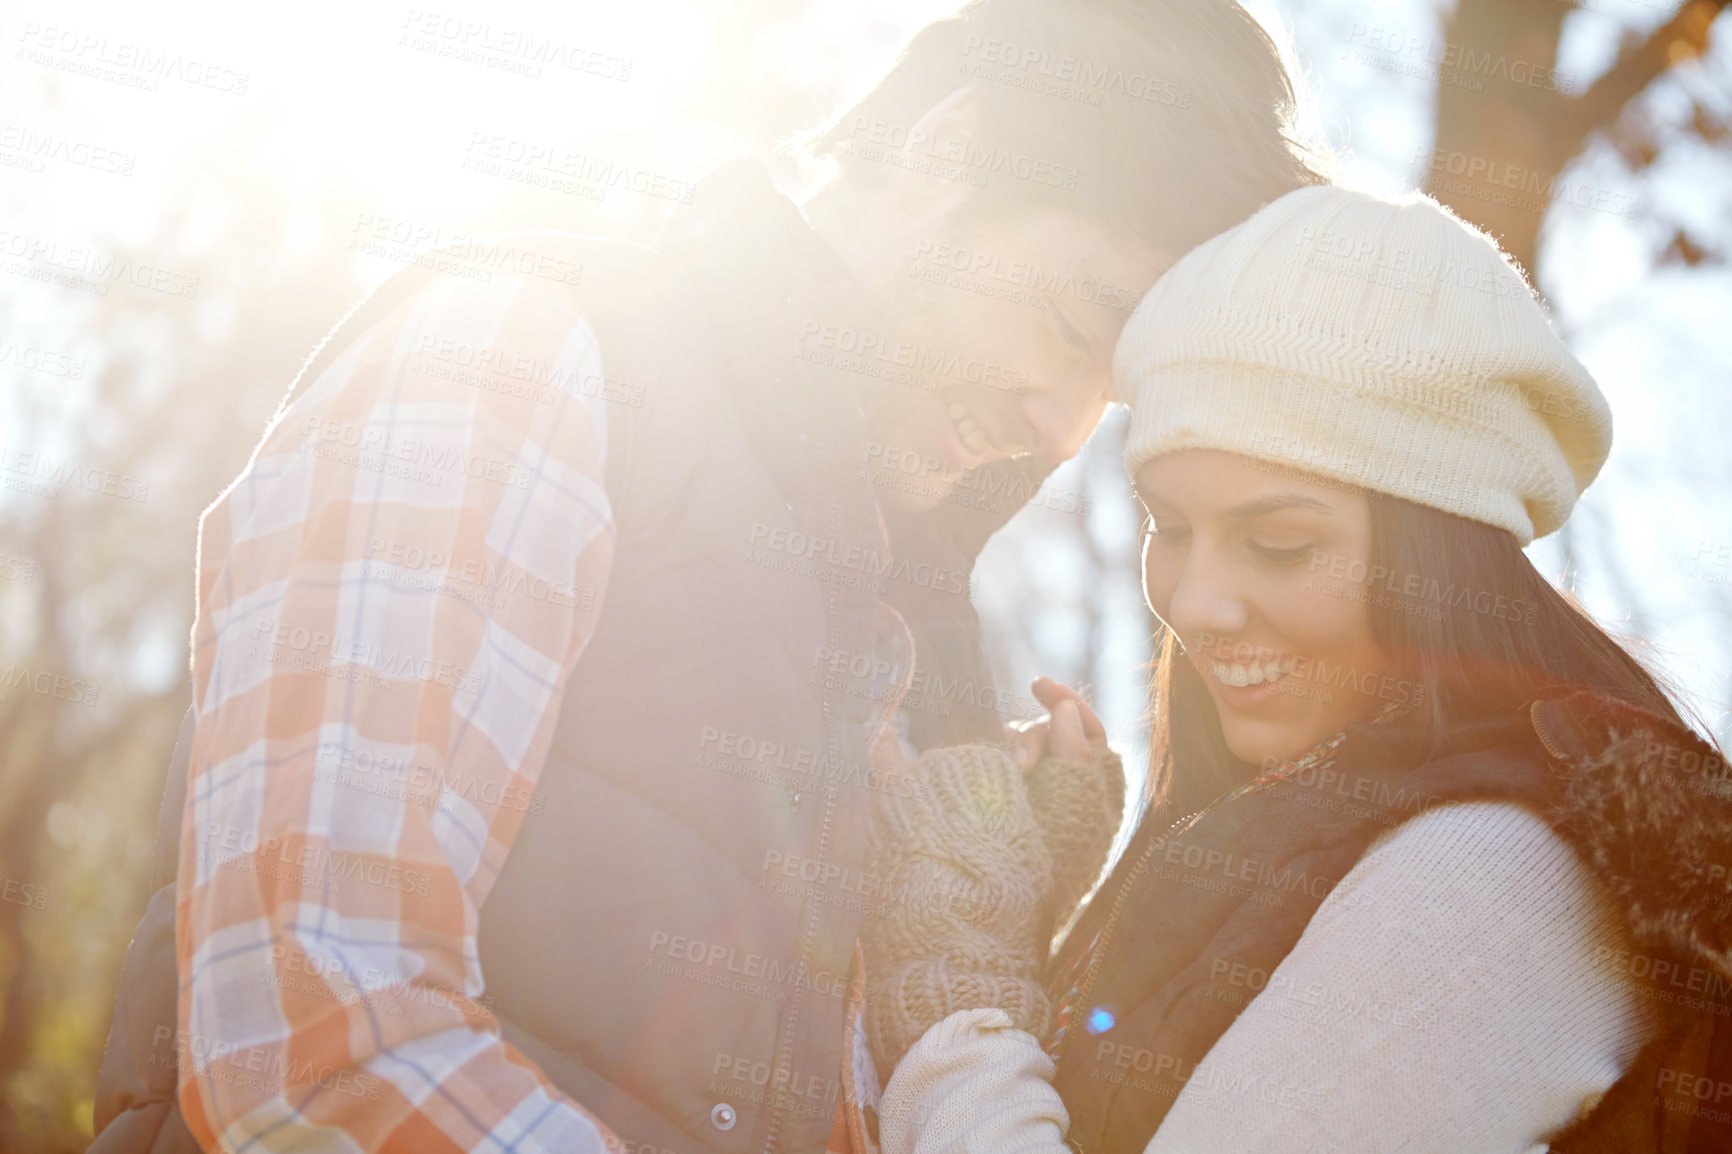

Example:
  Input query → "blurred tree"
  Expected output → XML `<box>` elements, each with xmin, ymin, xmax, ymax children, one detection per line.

<box><xmin>0</xmin><ymin>121</ymin><xmax>367</xmax><ymax>1147</ymax></box>
<box><xmin>1430</xmin><ymin>0</ymin><xmax>1728</xmax><ymax>273</ymax></box>
<box><xmin>1426</xmin><ymin>0</ymin><xmax>1732</xmax><ymax>749</ymax></box>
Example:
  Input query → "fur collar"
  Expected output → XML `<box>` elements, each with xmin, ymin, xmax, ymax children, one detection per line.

<box><xmin>1532</xmin><ymin>691</ymin><xmax>1732</xmax><ymax>982</ymax></box>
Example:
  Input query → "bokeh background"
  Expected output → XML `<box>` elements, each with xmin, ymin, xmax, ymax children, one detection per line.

<box><xmin>2</xmin><ymin>0</ymin><xmax>1728</xmax><ymax>1146</ymax></box>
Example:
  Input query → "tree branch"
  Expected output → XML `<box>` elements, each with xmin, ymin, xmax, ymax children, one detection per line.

<box><xmin>1562</xmin><ymin>0</ymin><xmax>1729</xmax><ymax>143</ymax></box>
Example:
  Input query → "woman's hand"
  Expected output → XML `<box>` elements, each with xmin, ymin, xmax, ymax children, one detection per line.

<box><xmin>1007</xmin><ymin>678</ymin><xmax>1108</xmax><ymax>769</ymax></box>
<box><xmin>861</xmin><ymin>680</ymin><xmax>1124</xmax><ymax>1074</ymax></box>
<box><xmin>1005</xmin><ymin>680</ymin><xmax>1124</xmax><ymax>933</ymax></box>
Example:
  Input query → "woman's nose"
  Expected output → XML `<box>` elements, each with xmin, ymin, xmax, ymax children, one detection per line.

<box><xmin>1164</xmin><ymin>554</ymin><xmax>1249</xmax><ymax>647</ymax></box>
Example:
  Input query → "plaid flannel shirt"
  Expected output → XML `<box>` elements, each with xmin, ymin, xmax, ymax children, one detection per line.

<box><xmin>177</xmin><ymin>268</ymin><xmax>619</xmax><ymax>1152</ymax></box>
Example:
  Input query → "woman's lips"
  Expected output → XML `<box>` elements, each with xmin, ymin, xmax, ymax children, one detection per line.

<box><xmin>1198</xmin><ymin>654</ymin><xmax>1299</xmax><ymax>710</ymax></box>
<box><xmin>1206</xmin><ymin>657</ymin><xmax>1294</xmax><ymax>688</ymax></box>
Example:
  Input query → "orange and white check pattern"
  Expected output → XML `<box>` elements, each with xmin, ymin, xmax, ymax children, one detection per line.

<box><xmin>177</xmin><ymin>270</ymin><xmax>618</xmax><ymax>1152</ymax></box>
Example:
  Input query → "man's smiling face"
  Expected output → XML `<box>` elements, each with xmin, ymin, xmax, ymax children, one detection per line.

<box><xmin>854</xmin><ymin>208</ymin><xmax>1166</xmax><ymax>510</ymax></box>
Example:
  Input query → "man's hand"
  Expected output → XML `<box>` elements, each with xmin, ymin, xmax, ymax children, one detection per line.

<box><xmin>1007</xmin><ymin>678</ymin><xmax>1107</xmax><ymax>769</ymax></box>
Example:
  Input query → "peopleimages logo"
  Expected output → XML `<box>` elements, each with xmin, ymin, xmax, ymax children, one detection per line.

<box><xmin>0</xmin><ymin>123</ymin><xmax>135</xmax><ymax>176</ymax></box>
<box><xmin>708</xmin><ymin>1051</ymin><xmax>838</xmax><ymax>1120</ymax></box>
<box><xmin>842</xmin><ymin>117</ymin><xmax>1081</xmax><ymax>191</ymax></box>
<box><xmin>1416</xmin><ymin>148</ymin><xmax>1639</xmax><ymax>220</ymax></box>
<box><xmin>1659</xmin><ymin>1068</ymin><xmax>1732</xmax><ymax>1110</ymax></box>
<box><xmin>264</xmin><ymin>944</ymin><xmax>496</xmax><ymax>1018</ymax></box>
<box><xmin>0</xmin><ymin>339</ymin><xmax>85</xmax><ymax>378</ymax></box>
<box><xmin>0</xmin><ymin>876</ymin><xmax>49</xmax><ymax>911</ymax></box>
<box><xmin>0</xmin><ymin>663</ymin><xmax>100</xmax><ymax>707</ymax></box>
<box><xmin>0</xmin><ymin>445</ymin><xmax>148</xmax><ymax>503</ymax></box>
<box><xmin>300</xmin><ymin>416</ymin><xmax>534</xmax><ymax>490</ymax></box>
<box><xmin>1690</xmin><ymin>539</ymin><xmax>1732</xmax><ymax>588</ymax></box>
<box><xmin>1191</xmin><ymin>632</ymin><xmax>1427</xmax><ymax>708</ymax></box>
<box><xmin>1343</xmin><ymin>24</ymin><xmax>1573</xmax><ymax>94</ymax></box>
<box><xmin>462</xmin><ymin>132</ymin><xmax>693</xmax><ymax>203</ymax></box>
<box><xmin>398</xmin><ymin>9</ymin><xmax>633</xmax><ymax>81</ymax></box>
<box><xmin>314</xmin><ymin>741</ymin><xmax>544</xmax><ymax>816</ymax></box>
<box><xmin>1206</xmin><ymin>958</ymin><xmax>1438</xmax><ymax>1030</ymax></box>
<box><xmin>347</xmin><ymin>213</ymin><xmax>585</xmax><ymax>287</ymax></box>
<box><xmin>858</xmin><ymin>440</ymin><xmax>1091</xmax><ymax>521</ymax></box>
<box><xmin>1593</xmin><ymin>946</ymin><xmax>1732</xmax><ymax>1011</ymax></box>
<box><xmin>248</xmin><ymin>617</ymin><xmax>485</xmax><ymax>692</ymax></box>
<box><xmin>407</xmin><ymin>336</ymin><xmax>646</xmax><ymax>409</ymax></box>
<box><xmin>745</xmin><ymin>522</ymin><xmax>973</xmax><ymax>597</ymax></box>
<box><xmin>797</xmin><ymin>320</ymin><xmax>1030</xmax><ymax>394</ymax></box>
<box><xmin>1305</xmin><ymin>550</ymin><xmax>1540</xmax><ymax>627</ymax></box>
<box><xmin>364</xmin><ymin>536</ymin><xmax>594</xmax><ymax>611</ymax></box>
<box><xmin>15</xmin><ymin>22</ymin><xmax>251</xmax><ymax>95</ymax></box>
<box><xmin>0</xmin><ymin>552</ymin><xmax>36</xmax><ymax>584</ymax></box>
<box><xmin>149</xmin><ymin>1027</ymin><xmax>383</xmax><ymax>1100</ymax></box>
<box><xmin>1291</xmin><ymin>224</ymin><xmax>1526</xmax><ymax>301</ymax></box>
<box><xmin>957</xmin><ymin>36</ymin><xmax>1195</xmax><ymax>109</ymax></box>
<box><xmin>200</xmin><ymin>821</ymin><xmax>436</xmax><ymax>897</ymax></box>
<box><xmin>1088</xmin><ymin>1040</ymin><xmax>1326</xmax><ymax>1114</ymax></box>
<box><xmin>909</xmin><ymin>239</ymin><xmax>1137</xmax><ymax>312</ymax></box>
<box><xmin>0</xmin><ymin>230</ymin><xmax>199</xmax><ymax>299</ymax></box>
<box><xmin>695</xmin><ymin>725</ymin><xmax>924</xmax><ymax>800</ymax></box>
<box><xmin>811</xmin><ymin>644</ymin><xmax>1045</xmax><ymax>722</ymax></box>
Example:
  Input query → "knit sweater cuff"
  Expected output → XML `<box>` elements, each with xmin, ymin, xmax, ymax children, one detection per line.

<box><xmin>865</xmin><ymin>744</ymin><xmax>1054</xmax><ymax>1073</ymax></box>
<box><xmin>1026</xmin><ymin>749</ymin><xmax>1125</xmax><ymax>927</ymax></box>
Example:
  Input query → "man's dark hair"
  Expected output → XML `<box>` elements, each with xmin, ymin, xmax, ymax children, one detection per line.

<box><xmin>805</xmin><ymin>0</ymin><xmax>1326</xmax><ymax>256</ymax></box>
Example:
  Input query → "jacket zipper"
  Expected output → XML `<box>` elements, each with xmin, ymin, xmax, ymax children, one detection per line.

<box><xmin>1050</xmin><ymin>732</ymin><xmax>1350</xmax><ymax>1069</ymax></box>
<box><xmin>758</xmin><ymin>272</ymin><xmax>915</xmax><ymax>1151</ymax></box>
<box><xmin>1050</xmin><ymin>807</ymin><xmax>1201</xmax><ymax>1069</ymax></box>
<box><xmin>761</xmin><ymin>413</ymin><xmax>923</xmax><ymax>1154</ymax></box>
<box><xmin>759</xmin><ymin>425</ymin><xmax>839</xmax><ymax>1154</ymax></box>
<box><xmin>1052</xmin><ymin>703</ymin><xmax>1405</xmax><ymax>1073</ymax></box>
<box><xmin>760</xmin><ymin>693</ymin><xmax>836</xmax><ymax>1154</ymax></box>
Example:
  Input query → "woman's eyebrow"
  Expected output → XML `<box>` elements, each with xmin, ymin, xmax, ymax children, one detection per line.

<box><xmin>1225</xmin><ymin>493</ymin><xmax>1335</xmax><ymax>518</ymax></box>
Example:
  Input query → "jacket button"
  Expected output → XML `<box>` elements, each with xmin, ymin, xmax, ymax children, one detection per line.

<box><xmin>710</xmin><ymin>1102</ymin><xmax>737</xmax><ymax>1131</ymax></box>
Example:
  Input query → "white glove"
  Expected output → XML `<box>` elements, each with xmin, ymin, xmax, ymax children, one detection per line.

<box><xmin>879</xmin><ymin>1009</ymin><xmax>1072</xmax><ymax>1154</ymax></box>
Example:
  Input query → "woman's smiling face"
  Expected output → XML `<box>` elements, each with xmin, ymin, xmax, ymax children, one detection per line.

<box><xmin>1135</xmin><ymin>449</ymin><xmax>1399</xmax><ymax>767</ymax></box>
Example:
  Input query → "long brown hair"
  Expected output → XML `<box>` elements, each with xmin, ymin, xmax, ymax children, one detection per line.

<box><xmin>1142</xmin><ymin>492</ymin><xmax>1698</xmax><ymax>822</ymax></box>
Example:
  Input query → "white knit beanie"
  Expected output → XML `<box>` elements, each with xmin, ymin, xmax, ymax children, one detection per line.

<box><xmin>1117</xmin><ymin>186</ymin><xmax>1612</xmax><ymax>544</ymax></box>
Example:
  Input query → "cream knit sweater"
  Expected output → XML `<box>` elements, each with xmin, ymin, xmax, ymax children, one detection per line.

<box><xmin>878</xmin><ymin>801</ymin><xmax>1659</xmax><ymax>1154</ymax></box>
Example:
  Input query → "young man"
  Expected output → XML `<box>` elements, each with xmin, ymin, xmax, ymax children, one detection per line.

<box><xmin>91</xmin><ymin>3</ymin><xmax>1318</xmax><ymax>1151</ymax></box>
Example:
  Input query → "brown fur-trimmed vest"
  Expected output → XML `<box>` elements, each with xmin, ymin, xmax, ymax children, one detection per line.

<box><xmin>1050</xmin><ymin>691</ymin><xmax>1732</xmax><ymax>1154</ymax></box>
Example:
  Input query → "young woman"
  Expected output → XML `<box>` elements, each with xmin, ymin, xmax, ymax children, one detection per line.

<box><xmin>859</xmin><ymin>186</ymin><xmax>1732</xmax><ymax>1153</ymax></box>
